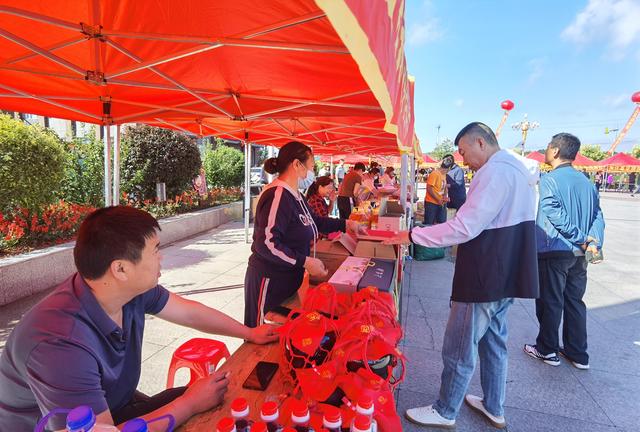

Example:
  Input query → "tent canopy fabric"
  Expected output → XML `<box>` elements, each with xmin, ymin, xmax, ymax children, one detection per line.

<box><xmin>600</xmin><ymin>152</ymin><xmax>640</xmax><ymax>172</ymax></box>
<box><xmin>526</xmin><ymin>152</ymin><xmax>546</xmax><ymax>163</ymax></box>
<box><xmin>0</xmin><ymin>0</ymin><xmax>415</xmax><ymax>155</ymax></box>
<box><xmin>573</xmin><ymin>153</ymin><xmax>597</xmax><ymax>167</ymax></box>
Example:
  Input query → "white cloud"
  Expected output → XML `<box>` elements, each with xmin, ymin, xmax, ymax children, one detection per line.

<box><xmin>454</xmin><ymin>99</ymin><xmax>464</xmax><ymax>108</ymax></box>
<box><xmin>562</xmin><ymin>0</ymin><xmax>640</xmax><ymax>59</ymax></box>
<box><xmin>527</xmin><ymin>58</ymin><xmax>546</xmax><ymax>85</ymax></box>
<box><xmin>407</xmin><ymin>0</ymin><xmax>443</xmax><ymax>46</ymax></box>
<box><xmin>408</xmin><ymin>19</ymin><xmax>443</xmax><ymax>46</ymax></box>
<box><xmin>603</xmin><ymin>93</ymin><xmax>630</xmax><ymax>108</ymax></box>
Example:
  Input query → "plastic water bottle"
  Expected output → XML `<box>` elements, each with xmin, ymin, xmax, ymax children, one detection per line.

<box><xmin>217</xmin><ymin>417</ymin><xmax>237</xmax><ymax>432</ymax></box>
<box><xmin>231</xmin><ymin>398</ymin><xmax>253</xmax><ymax>432</ymax></box>
<box><xmin>321</xmin><ymin>405</ymin><xmax>343</xmax><ymax>432</ymax></box>
<box><xmin>122</xmin><ymin>414</ymin><xmax>175</xmax><ymax>432</ymax></box>
<box><xmin>289</xmin><ymin>400</ymin><xmax>315</xmax><ymax>432</ymax></box>
<box><xmin>35</xmin><ymin>405</ymin><xmax>118</xmax><ymax>432</ymax></box>
<box><xmin>260</xmin><ymin>401</ymin><xmax>283</xmax><ymax>432</ymax></box>
<box><xmin>353</xmin><ymin>396</ymin><xmax>377</xmax><ymax>432</ymax></box>
<box><xmin>349</xmin><ymin>414</ymin><xmax>371</xmax><ymax>432</ymax></box>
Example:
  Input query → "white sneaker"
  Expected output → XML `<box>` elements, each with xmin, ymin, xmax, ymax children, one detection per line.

<box><xmin>405</xmin><ymin>404</ymin><xmax>455</xmax><ymax>429</ymax></box>
<box><xmin>560</xmin><ymin>350</ymin><xmax>590</xmax><ymax>370</ymax></box>
<box><xmin>523</xmin><ymin>344</ymin><xmax>561</xmax><ymax>366</ymax></box>
<box><xmin>464</xmin><ymin>394</ymin><xmax>506</xmax><ymax>429</ymax></box>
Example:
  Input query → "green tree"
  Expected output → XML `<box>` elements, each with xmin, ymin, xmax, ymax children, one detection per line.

<box><xmin>58</xmin><ymin>131</ymin><xmax>104</xmax><ymax>206</ymax></box>
<box><xmin>430</xmin><ymin>138</ymin><xmax>455</xmax><ymax>161</ymax></box>
<box><xmin>0</xmin><ymin>115</ymin><xmax>66</xmax><ymax>212</ymax></box>
<box><xmin>631</xmin><ymin>145</ymin><xmax>640</xmax><ymax>159</ymax></box>
<box><xmin>203</xmin><ymin>143</ymin><xmax>245</xmax><ymax>188</ymax></box>
<box><xmin>580</xmin><ymin>144</ymin><xmax>608</xmax><ymax>161</ymax></box>
<box><xmin>121</xmin><ymin>125</ymin><xmax>201</xmax><ymax>201</ymax></box>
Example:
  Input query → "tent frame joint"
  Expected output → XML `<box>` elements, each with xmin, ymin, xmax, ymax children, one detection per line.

<box><xmin>86</xmin><ymin>70</ymin><xmax>106</xmax><ymax>85</ymax></box>
<box><xmin>80</xmin><ymin>22</ymin><xmax>105</xmax><ymax>41</ymax></box>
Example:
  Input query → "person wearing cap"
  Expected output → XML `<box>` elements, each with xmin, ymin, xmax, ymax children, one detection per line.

<box><xmin>442</xmin><ymin>153</ymin><xmax>467</xmax><ymax>213</ymax></box>
<box><xmin>246</xmin><ymin>142</ymin><xmax>365</xmax><ymax>328</ymax></box>
<box><xmin>0</xmin><ymin>206</ymin><xmax>279</xmax><ymax>432</ymax></box>
<box><xmin>387</xmin><ymin>122</ymin><xmax>540</xmax><ymax>429</ymax></box>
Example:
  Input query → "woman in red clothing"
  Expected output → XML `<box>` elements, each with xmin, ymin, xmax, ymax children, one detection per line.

<box><xmin>305</xmin><ymin>175</ymin><xmax>336</xmax><ymax>218</ymax></box>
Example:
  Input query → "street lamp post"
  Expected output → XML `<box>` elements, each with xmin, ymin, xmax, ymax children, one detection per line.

<box><xmin>512</xmin><ymin>114</ymin><xmax>540</xmax><ymax>154</ymax></box>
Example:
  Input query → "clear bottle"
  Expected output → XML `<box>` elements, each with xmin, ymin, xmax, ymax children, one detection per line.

<box><xmin>349</xmin><ymin>414</ymin><xmax>371</xmax><ymax>432</ymax></box>
<box><xmin>217</xmin><ymin>417</ymin><xmax>238</xmax><ymax>432</ymax></box>
<box><xmin>65</xmin><ymin>406</ymin><xmax>118</xmax><ymax>432</ymax></box>
<box><xmin>290</xmin><ymin>400</ymin><xmax>316</xmax><ymax>432</ymax></box>
<box><xmin>231</xmin><ymin>398</ymin><xmax>253</xmax><ymax>432</ymax></box>
<box><xmin>260</xmin><ymin>401</ymin><xmax>284</xmax><ymax>432</ymax></box>
<box><xmin>353</xmin><ymin>396</ymin><xmax>377</xmax><ymax>432</ymax></box>
<box><xmin>321</xmin><ymin>406</ymin><xmax>343</xmax><ymax>432</ymax></box>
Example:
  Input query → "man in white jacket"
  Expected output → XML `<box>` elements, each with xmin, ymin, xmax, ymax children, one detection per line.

<box><xmin>390</xmin><ymin>122</ymin><xmax>540</xmax><ymax>429</ymax></box>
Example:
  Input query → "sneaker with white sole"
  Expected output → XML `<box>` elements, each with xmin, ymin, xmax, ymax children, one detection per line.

<box><xmin>560</xmin><ymin>350</ymin><xmax>590</xmax><ymax>370</ymax></box>
<box><xmin>464</xmin><ymin>394</ymin><xmax>506</xmax><ymax>429</ymax></box>
<box><xmin>524</xmin><ymin>344</ymin><xmax>561</xmax><ymax>366</ymax></box>
<box><xmin>405</xmin><ymin>404</ymin><xmax>455</xmax><ymax>429</ymax></box>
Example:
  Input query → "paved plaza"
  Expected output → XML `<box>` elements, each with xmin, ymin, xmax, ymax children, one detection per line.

<box><xmin>0</xmin><ymin>193</ymin><xmax>638</xmax><ymax>431</ymax></box>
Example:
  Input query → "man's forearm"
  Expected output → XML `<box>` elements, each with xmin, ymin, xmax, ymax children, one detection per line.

<box><xmin>181</xmin><ymin>300</ymin><xmax>251</xmax><ymax>340</ymax></box>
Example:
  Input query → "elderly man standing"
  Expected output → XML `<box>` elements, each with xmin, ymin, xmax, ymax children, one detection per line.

<box><xmin>524</xmin><ymin>133</ymin><xmax>605</xmax><ymax>370</ymax></box>
<box><xmin>389</xmin><ymin>122</ymin><xmax>539</xmax><ymax>429</ymax></box>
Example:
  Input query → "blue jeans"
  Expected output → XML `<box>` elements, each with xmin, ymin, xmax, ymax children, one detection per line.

<box><xmin>434</xmin><ymin>298</ymin><xmax>514</xmax><ymax>420</ymax></box>
<box><xmin>424</xmin><ymin>202</ymin><xmax>447</xmax><ymax>225</ymax></box>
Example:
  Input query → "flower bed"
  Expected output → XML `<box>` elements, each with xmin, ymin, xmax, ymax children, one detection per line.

<box><xmin>0</xmin><ymin>187</ymin><xmax>242</xmax><ymax>256</ymax></box>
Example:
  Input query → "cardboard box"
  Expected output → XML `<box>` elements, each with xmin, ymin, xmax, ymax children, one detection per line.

<box><xmin>377</xmin><ymin>199</ymin><xmax>406</xmax><ymax>233</ymax></box>
<box><xmin>310</xmin><ymin>233</ymin><xmax>357</xmax><ymax>284</ymax></box>
<box><xmin>328</xmin><ymin>257</ymin><xmax>370</xmax><ymax>293</ymax></box>
<box><xmin>357</xmin><ymin>258</ymin><xmax>396</xmax><ymax>292</ymax></box>
<box><xmin>354</xmin><ymin>240</ymin><xmax>397</xmax><ymax>259</ymax></box>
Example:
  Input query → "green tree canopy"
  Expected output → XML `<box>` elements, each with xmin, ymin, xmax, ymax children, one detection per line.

<box><xmin>631</xmin><ymin>145</ymin><xmax>640</xmax><ymax>159</ymax></box>
<box><xmin>430</xmin><ymin>138</ymin><xmax>455</xmax><ymax>161</ymax></box>
<box><xmin>0</xmin><ymin>115</ymin><xmax>66</xmax><ymax>212</ymax></box>
<box><xmin>121</xmin><ymin>125</ymin><xmax>201</xmax><ymax>201</ymax></box>
<box><xmin>580</xmin><ymin>144</ymin><xmax>608</xmax><ymax>161</ymax></box>
<box><xmin>58</xmin><ymin>131</ymin><xmax>104</xmax><ymax>207</ymax></box>
<box><xmin>203</xmin><ymin>143</ymin><xmax>245</xmax><ymax>188</ymax></box>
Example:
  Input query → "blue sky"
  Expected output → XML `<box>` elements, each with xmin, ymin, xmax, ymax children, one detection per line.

<box><xmin>404</xmin><ymin>0</ymin><xmax>640</xmax><ymax>153</ymax></box>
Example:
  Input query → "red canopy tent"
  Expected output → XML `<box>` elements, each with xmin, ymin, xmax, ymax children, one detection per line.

<box><xmin>573</xmin><ymin>153</ymin><xmax>598</xmax><ymax>169</ymax></box>
<box><xmin>0</xmin><ymin>0</ymin><xmax>415</xmax><ymax>155</ymax></box>
<box><xmin>599</xmin><ymin>152</ymin><xmax>640</xmax><ymax>172</ymax></box>
<box><xmin>526</xmin><ymin>152</ymin><xmax>546</xmax><ymax>163</ymax></box>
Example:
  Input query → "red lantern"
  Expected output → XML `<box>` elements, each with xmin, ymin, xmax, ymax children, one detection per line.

<box><xmin>632</xmin><ymin>91</ymin><xmax>640</xmax><ymax>104</ymax></box>
<box><xmin>501</xmin><ymin>100</ymin><xmax>515</xmax><ymax>111</ymax></box>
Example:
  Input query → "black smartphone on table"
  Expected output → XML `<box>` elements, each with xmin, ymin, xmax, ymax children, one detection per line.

<box><xmin>242</xmin><ymin>361</ymin><xmax>279</xmax><ymax>391</ymax></box>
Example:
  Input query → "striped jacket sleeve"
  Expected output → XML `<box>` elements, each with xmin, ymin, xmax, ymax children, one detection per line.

<box><xmin>254</xmin><ymin>186</ymin><xmax>307</xmax><ymax>268</ymax></box>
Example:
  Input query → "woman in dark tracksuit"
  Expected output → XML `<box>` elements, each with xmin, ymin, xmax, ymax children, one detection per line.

<box><xmin>244</xmin><ymin>141</ymin><xmax>362</xmax><ymax>327</ymax></box>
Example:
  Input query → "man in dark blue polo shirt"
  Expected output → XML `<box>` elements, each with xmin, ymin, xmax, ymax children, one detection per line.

<box><xmin>0</xmin><ymin>206</ymin><xmax>278</xmax><ymax>431</ymax></box>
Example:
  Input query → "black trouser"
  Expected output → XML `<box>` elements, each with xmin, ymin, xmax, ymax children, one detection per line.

<box><xmin>423</xmin><ymin>202</ymin><xmax>447</xmax><ymax>225</ymax></box>
<box><xmin>337</xmin><ymin>196</ymin><xmax>352</xmax><ymax>219</ymax></box>
<box><xmin>112</xmin><ymin>387</ymin><xmax>187</xmax><ymax>425</ymax></box>
<box><xmin>244</xmin><ymin>263</ymin><xmax>303</xmax><ymax>327</ymax></box>
<box><xmin>535</xmin><ymin>255</ymin><xmax>589</xmax><ymax>364</ymax></box>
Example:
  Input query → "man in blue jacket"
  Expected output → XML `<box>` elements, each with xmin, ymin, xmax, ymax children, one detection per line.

<box><xmin>525</xmin><ymin>133</ymin><xmax>605</xmax><ymax>370</ymax></box>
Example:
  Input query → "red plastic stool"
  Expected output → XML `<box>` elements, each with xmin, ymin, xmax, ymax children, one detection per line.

<box><xmin>166</xmin><ymin>338</ymin><xmax>230</xmax><ymax>388</ymax></box>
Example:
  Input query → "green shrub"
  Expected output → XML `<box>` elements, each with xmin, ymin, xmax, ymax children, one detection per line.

<box><xmin>58</xmin><ymin>132</ymin><xmax>104</xmax><ymax>207</ymax></box>
<box><xmin>0</xmin><ymin>115</ymin><xmax>66</xmax><ymax>212</ymax></box>
<box><xmin>203</xmin><ymin>143</ymin><xmax>245</xmax><ymax>188</ymax></box>
<box><xmin>121</xmin><ymin>125</ymin><xmax>201</xmax><ymax>201</ymax></box>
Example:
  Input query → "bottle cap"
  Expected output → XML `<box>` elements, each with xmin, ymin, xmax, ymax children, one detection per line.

<box><xmin>231</xmin><ymin>398</ymin><xmax>249</xmax><ymax>418</ymax></box>
<box><xmin>122</xmin><ymin>418</ymin><xmax>148</xmax><ymax>432</ymax></box>
<box><xmin>66</xmin><ymin>406</ymin><xmax>96</xmax><ymax>432</ymax></box>
<box><xmin>291</xmin><ymin>400</ymin><xmax>310</xmax><ymax>424</ymax></box>
<box><xmin>322</xmin><ymin>406</ymin><xmax>342</xmax><ymax>428</ymax></box>
<box><xmin>260</xmin><ymin>401</ymin><xmax>279</xmax><ymax>422</ymax></box>
<box><xmin>353</xmin><ymin>414</ymin><xmax>371</xmax><ymax>432</ymax></box>
<box><xmin>216</xmin><ymin>417</ymin><xmax>237</xmax><ymax>432</ymax></box>
<box><xmin>250</xmin><ymin>422</ymin><xmax>268</xmax><ymax>432</ymax></box>
<box><xmin>356</xmin><ymin>395</ymin><xmax>374</xmax><ymax>415</ymax></box>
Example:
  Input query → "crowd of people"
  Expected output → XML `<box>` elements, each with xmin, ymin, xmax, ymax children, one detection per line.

<box><xmin>0</xmin><ymin>125</ymin><xmax>607</xmax><ymax>431</ymax></box>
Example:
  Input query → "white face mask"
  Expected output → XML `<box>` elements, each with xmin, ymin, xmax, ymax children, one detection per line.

<box><xmin>298</xmin><ymin>168</ymin><xmax>316</xmax><ymax>190</ymax></box>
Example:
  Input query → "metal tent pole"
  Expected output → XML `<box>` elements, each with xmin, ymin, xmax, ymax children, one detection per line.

<box><xmin>103</xmin><ymin>125</ymin><xmax>112</xmax><ymax>207</ymax></box>
<box><xmin>400</xmin><ymin>153</ymin><xmax>408</xmax><ymax>212</ymax></box>
<box><xmin>112</xmin><ymin>125</ymin><xmax>120</xmax><ymax>205</ymax></box>
<box><xmin>244</xmin><ymin>134</ymin><xmax>251</xmax><ymax>244</ymax></box>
